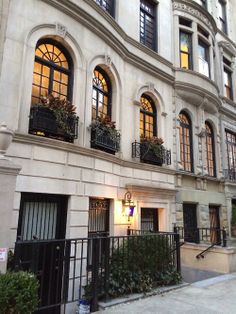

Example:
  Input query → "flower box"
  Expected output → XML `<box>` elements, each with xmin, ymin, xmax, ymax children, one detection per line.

<box><xmin>90</xmin><ymin>117</ymin><xmax>120</xmax><ymax>155</ymax></box>
<box><xmin>29</xmin><ymin>97</ymin><xmax>78</xmax><ymax>143</ymax></box>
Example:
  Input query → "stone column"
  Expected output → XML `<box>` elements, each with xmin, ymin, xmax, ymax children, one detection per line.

<box><xmin>0</xmin><ymin>123</ymin><xmax>21</xmax><ymax>273</ymax></box>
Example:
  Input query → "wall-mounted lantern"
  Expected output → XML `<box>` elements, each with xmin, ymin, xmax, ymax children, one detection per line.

<box><xmin>122</xmin><ymin>191</ymin><xmax>135</xmax><ymax>220</ymax></box>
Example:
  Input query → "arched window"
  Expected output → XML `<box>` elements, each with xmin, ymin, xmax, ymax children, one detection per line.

<box><xmin>205</xmin><ymin>122</ymin><xmax>216</xmax><ymax>177</ymax></box>
<box><xmin>92</xmin><ymin>67</ymin><xmax>111</xmax><ymax>120</ymax></box>
<box><xmin>140</xmin><ymin>94</ymin><xmax>157</xmax><ymax>139</ymax></box>
<box><xmin>31</xmin><ymin>39</ymin><xmax>73</xmax><ymax>105</ymax></box>
<box><xmin>179</xmin><ymin>111</ymin><xmax>193</xmax><ymax>172</ymax></box>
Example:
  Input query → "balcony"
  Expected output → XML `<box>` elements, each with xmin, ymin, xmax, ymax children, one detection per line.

<box><xmin>132</xmin><ymin>141</ymin><xmax>171</xmax><ymax>166</ymax></box>
<box><xmin>29</xmin><ymin>106</ymin><xmax>79</xmax><ymax>143</ymax></box>
<box><xmin>91</xmin><ymin>125</ymin><xmax>120</xmax><ymax>155</ymax></box>
<box><xmin>224</xmin><ymin>168</ymin><xmax>236</xmax><ymax>183</ymax></box>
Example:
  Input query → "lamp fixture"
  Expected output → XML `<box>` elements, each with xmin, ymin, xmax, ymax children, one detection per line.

<box><xmin>122</xmin><ymin>191</ymin><xmax>135</xmax><ymax>220</ymax></box>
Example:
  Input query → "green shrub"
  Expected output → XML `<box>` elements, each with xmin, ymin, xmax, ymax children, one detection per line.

<box><xmin>0</xmin><ymin>271</ymin><xmax>39</xmax><ymax>314</ymax></box>
<box><xmin>85</xmin><ymin>235</ymin><xmax>182</xmax><ymax>299</ymax></box>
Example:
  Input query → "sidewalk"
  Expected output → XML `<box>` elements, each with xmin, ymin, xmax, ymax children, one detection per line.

<box><xmin>96</xmin><ymin>273</ymin><xmax>236</xmax><ymax>314</ymax></box>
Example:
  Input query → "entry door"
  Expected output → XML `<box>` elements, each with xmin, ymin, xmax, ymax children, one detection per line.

<box><xmin>16</xmin><ymin>193</ymin><xmax>68</xmax><ymax>314</ymax></box>
<box><xmin>183</xmin><ymin>204</ymin><xmax>198</xmax><ymax>243</ymax></box>
<box><xmin>88</xmin><ymin>198</ymin><xmax>110</xmax><ymax>267</ymax></box>
<box><xmin>209</xmin><ymin>206</ymin><xmax>220</xmax><ymax>244</ymax></box>
<box><xmin>141</xmin><ymin>208</ymin><xmax>159</xmax><ymax>232</ymax></box>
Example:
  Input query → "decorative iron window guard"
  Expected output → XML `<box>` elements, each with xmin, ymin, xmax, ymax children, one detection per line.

<box><xmin>29</xmin><ymin>106</ymin><xmax>79</xmax><ymax>143</ymax></box>
<box><xmin>91</xmin><ymin>126</ymin><xmax>120</xmax><ymax>155</ymax></box>
<box><xmin>132</xmin><ymin>141</ymin><xmax>171</xmax><ymax>166</ymax></box>
<box><xmin>224</xmin><ymin>168</ymin><xmax>236</xmax><ymax>182</ymax></box>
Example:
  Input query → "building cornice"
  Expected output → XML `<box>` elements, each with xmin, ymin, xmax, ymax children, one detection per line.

<box><xmin>12</xmin><ymin>133</ymin><xmax>176</xmax><ymax>176</ymax></box>
<box><xmin>41</xmin><ymin>0</ymin><xmax>175</xmax><ymax>85</ymax></box>
<box><xmin>172</xmin><ymin>0</ymin><xmax>217</xmax><ymax>35</ymax></box>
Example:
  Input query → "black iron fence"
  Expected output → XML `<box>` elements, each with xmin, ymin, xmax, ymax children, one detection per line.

<box><xmin>132</xmin><ymin>141</ymin><xmax>171</xmax><ymax>166</ymax></box>
<box><xmin>14</xmin><ymin>232</ymin><xmax>180</xmax><ymax>313</ymax></box>
<box><xmin>174</xmin><ymin>226</ymin><xmax>227</xmax><ymax>247</ymax></box>
<box><xmin>224</xmin><ymin>168</ymin><xmax>236</xmax><ymax>182</ymax></box>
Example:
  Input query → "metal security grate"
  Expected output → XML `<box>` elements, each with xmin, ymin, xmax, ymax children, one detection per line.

<box><xmin>17</xmin><ymin>193</ymin><xmax>67</xmax><ymax>241</ymax></box>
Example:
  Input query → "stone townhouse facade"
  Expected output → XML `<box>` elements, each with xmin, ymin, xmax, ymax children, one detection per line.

<box><xmin>0</xmin><ymin>0</ymin><xmax>236</xmax><ymax>275</ymax></box>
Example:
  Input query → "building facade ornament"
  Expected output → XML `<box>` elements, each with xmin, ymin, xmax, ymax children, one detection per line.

<box><xmin>55</xmin><ymin>22</ymin><xmax>67</xmax><ymax>38</ymax></box>
<box><xmin>105</xmin><ymin>54</ymin><xmax>112</xmax><ymax>67</ymax></box>
<box><xmin>173</xmin><ymin>2</ymin><xmax>214</xmax><ymax>32</ymax></box>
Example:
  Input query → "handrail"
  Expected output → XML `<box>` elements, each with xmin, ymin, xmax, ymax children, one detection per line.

<box><xmin>174</xmin><ymin>225</ymin><xmax>227</xmax><ymax>247</ymax></box>
<box><xmin>196</xmin><ymin>242</ymin><xmax>220</xmax><ymax>259</ymax></box>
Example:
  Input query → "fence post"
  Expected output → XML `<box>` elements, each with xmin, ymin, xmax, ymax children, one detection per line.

<box><xmin>104</xmin><ymin>237</ymin><xmax>110</xmax><ymax>302</ymax></box>
<box><xmin>222</xmin><ymin>227</ymin><xmax>227</xmax><ymax>247</ymax></box>
<box><xmin>173</xmin><ymin>223</ymin><xmax>177</xmax><ymax>233</ymax></box>
<box><xmin>127</xmin><ymin>226</ymin><xmax>131</xmax><ymax>236</ymax></box>
<box><xmin>90</xmin><ymin>237</ymin><xmax>100</xmax><ymax>312</ymax></box>
<box><xmin>174</xmin><ymin>232</ymin><xmax>181</xmax><ymax>273</ymax></box>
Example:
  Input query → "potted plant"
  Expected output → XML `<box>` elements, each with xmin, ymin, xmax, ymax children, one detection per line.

<box><xmin>90</xmin><ymin>116</ymin><xmax>120</xmax><ymax>154</ymax></box>
<box><xmin>231</xmin><ymin>203</ymin><xmax>236</xmax><ymax>237</ymax></box>
<box><xmin>29</xmin><ymin>94</ymin><xmax>79</xmax><ymax>142</ymax></box>
<box><xmin>140</xmin><ymin>136</ymin><xmax>165</xmax><ymax>166</ymax></box>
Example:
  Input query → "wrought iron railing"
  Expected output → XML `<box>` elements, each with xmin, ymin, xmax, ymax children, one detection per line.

<box><xmin>132</xmin><ymin>141</ymin><xmax>171</xmax><ymax>166</ymax></box>
<box><xmin>14</xmin><ymin>232</ymin><xmax>180</xmax><ymax>313</ymax></box>
<box><xmin>29</xmin><ymin>106</ymin><xmax>79</xmax><ymax>143</ymax></box>
<box><xmin>91</xmin><ymin>127</ymin><xmax>120</xmax><ymax>154</ymax></box>
<box><xmin>224</xmin><ymin>168</ymin><xmax>236</xmax><ymax>182</ymax></box>
<box><xmin>174</xmin><ymin>226</ymin><xmax>227</xmax><ymax>247</ymax></box>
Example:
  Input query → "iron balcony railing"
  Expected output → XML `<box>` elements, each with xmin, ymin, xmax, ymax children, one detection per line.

<box><xmin>132</xmin><ymin>141</ymin><xmax>171</xmax><ymax>166</ymax></box>
<box><xmin>29</xmin><ymin>106</ymin><xmax>79</xmax><ymax>143</ymax></box>
<box><xmin>91</xmin><ymin>127</ymin><xmax>120</xmax><ymax>155</ymax></box>
<box><xmin>174</xmin><ymin>226</ymin><xmax>227</xmax><ymax>247</ymax></box>
<box><xmin>224</xmin><ymin>168</ymin><xmax>236</xmax><ymax>182</ymax></box>
<box><xmin>14</xmin><ymin>232</ymin><xmax>180</xmax><ymax>313</ymax></box>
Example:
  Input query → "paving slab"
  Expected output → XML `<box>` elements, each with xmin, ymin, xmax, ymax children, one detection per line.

<box><xmin>96</xmin><ymin>273</ymin><xmax>236</xmax><ymax>314</ymax></box>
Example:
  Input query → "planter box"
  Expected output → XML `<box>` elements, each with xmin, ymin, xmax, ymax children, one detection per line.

<box><xmin>91</xmin><ymin>128</ymin><xmax>120</xmax><ymax>155</ymax></box>
<box><xmin>140</xmin><ymin>142</ymin><xmax>164</xmax><ymax>166</ymax></box>
<box><xmin>29</xmin><ymin>106</ymin><xmax>78</xmax><ymax>143</ymax></box>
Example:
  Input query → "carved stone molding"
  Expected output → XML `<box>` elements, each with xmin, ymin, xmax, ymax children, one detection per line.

<box><xmin>55</xmin><ymin>22</ymin><xmax>67</xmax><ymax>38</ymax></box>
<box><xmin>104</xmin><ymin>54</ymin><xmax>112</xmax><ymax>67</ymax></box>
<box><xmin>173</xmin><ymin>2</ymin><xmax>214</xmax><ymax>33</ymax></box>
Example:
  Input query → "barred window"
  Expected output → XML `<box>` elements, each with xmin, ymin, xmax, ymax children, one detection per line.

<box><xmin>140</xmin><ymin>0</ymin><xmax>156</xmax><ymax>51</ymax></box>
<box><xmin>94</xmin><ymin>0</ymin><xmax>115</xmax><ymax>16</ymax></box>
<box><xmin>31</xmin><ymin>39</ymin><xmax>73</xmax><ymax>105</ymax></box>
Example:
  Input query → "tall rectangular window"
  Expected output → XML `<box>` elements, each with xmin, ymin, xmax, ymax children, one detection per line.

<box><xmin>201</xmin><ymin>0</ymin><xmax>207</xmax><ymax>9</ymax></box>
<box><xmin>140</xmin><ymin>0</ymin><xmax>156</xmax><ymax>50</ymax></box>
<box><xmin>219</xmin><ymin>0</ymin><xmax>227</xmax><ymax>33</ymax></box>
<box><xmin>223</xmin><ymin>57</ymin><xmax>232</xmax><ymax>99</ymax></box>
<box><xmin>226</xmin><ymin>130</ymin><xmax>236</xmax><ymax>171</ymax></box>
<box><xmin>94</xmin><ymin>0</ymin><xmax>115</xmax><ymax>17</ymax></box>
<box><xmin>198</xmin><ymin>39</ymin><xmax>210</xmax><ymax>77</ymax></box>
<box><xmin>180</xmin><ymin>31</ymin><xmax>192</xmax><ymax>70</ymax></box>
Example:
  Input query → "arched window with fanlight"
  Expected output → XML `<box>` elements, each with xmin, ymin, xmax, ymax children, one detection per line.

<box><xmin>179</xmin><ymin>111</ymin><xmax>193</xmax><ymax>172</ymax></box>
<box><xmin>205</xmin><ymin>121</ymin><xmax>216</xmax><ymax>177</ymax></box>
<box><xmin>92</xmin><ymin>67</ymin><xmax>112</xmax><ymax>120</ymax></box>
<box><xmin>140</xmin><ymin>94</ymin><xmax>157</xmax><ymax>139</ymax></box>
<box><xmin>31</xmin><ymin>39</ymin><xmax>73</xmax><ymax>105</ymax></box>
<box><xmin>29</xmin><ymin>39</ymin><xmax>78</xmax><ymax>143</ymax></box>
